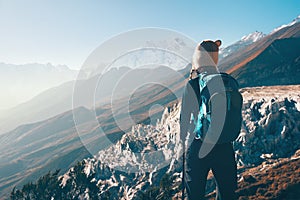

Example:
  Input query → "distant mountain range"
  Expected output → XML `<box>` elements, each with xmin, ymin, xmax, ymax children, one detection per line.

<box><xmin>0</xmin><ymin>65</ymin><xmax>181</xmax><ymax>135</ymax></box>
<box><xmin>1</xmin><ymin>15</ymin><xmax>300</xmax><ymax>198</ymax></box>
<box><xmin>0</xmin><ymin>62</ymin><xmax>78</xmax><ymax>110</ymax></box>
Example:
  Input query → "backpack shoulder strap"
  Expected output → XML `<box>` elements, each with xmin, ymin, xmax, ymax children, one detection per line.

<box><xmin>219</xmin><ymin>72</ymin><xmax>240</xmax><ymax>88</ymax></box>
<box><xmin>198</xmin><ymin>73</ymin><xmax>220</xmax><ymax>93</ymax></box>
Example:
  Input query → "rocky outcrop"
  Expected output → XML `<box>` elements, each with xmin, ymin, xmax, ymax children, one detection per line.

<box><xmin>60</xmin><ymin>85</ymin><xmax>300</xmax><ymax>199</ymax></box>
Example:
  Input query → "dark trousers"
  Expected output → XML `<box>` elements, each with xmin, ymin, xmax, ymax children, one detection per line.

<box><xmin>185</xmin><ymin>139</ymin><xmax>237</xmax><ymax>200</ymax></box>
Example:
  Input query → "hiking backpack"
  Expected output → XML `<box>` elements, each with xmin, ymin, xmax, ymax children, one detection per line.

<box><xmin>194</xmin><ymin>73</ymin><xmax>243</xmax><ymax>144</ymax></box>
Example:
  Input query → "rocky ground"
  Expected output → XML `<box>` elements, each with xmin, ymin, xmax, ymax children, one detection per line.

<box><xmin>205</xmin><ymin>150</ymin><xmax>300</xmax><ymax>200</ymax></box>
<box><xmin>236</xmin><ymin>151</ymin><xmax>300</xmax><ymax>200</ymax></box>
<box><xmin>28</xmin><ymin>85</ymin><xmax>300</xmax><ymax>199</ymax></box>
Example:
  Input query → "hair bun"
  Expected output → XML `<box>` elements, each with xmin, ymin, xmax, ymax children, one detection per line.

<box><xmin>199</xmin><ymin>40</ymin><xmax>221</xmax><ymax>52</ymax></box>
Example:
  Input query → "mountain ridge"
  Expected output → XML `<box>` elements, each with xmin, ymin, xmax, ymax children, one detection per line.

<box><xmin>232</xmin><ymin>37</ymin><xmax>300</xmax><ymax>87</ymax></box>
<box><xmin>219</xmin><ymin>31</ymin><xmax>265</xmax><ymax>59</ymax></box>
<box><xmin>0</xmin><ymin>62</ymin><xmax>78</xmax><ymax>111</ymax></box>
<box><xmin>219</xmin><ymin>19</ymin><xmax>300</xmax><ymax>73</ymax></box>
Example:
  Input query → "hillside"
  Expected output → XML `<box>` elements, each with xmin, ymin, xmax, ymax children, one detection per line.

<box><xmin>236</xmin><ymin>152</ymin><xmax>300</xmax><ymax>200</ymax></box>
<box><xmin>0</xmin><ymin>66</ymin><xmax>186</xmax><ymax>198</ymax></box>
<box><xmin>232</xmin><ymin>38</ymin><xmax>300</xmax><ymax>87</ymax></box>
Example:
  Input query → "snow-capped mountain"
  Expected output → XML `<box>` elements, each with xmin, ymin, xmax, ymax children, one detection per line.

<box><xmin>271</xmin><ymin>15</ymin><xmax>300</xmax><ymax>33</ymax></box>
<box><xmin>220</xmin><ymin>15</ymin><xmax>300</xmax><ymax>60</ymax></box>
<box><xmin>240</xmin><ymin>31</ymin><xmax>266</xmax><ymax>43</ymax></box>
<box><xmin>57</xmin><ymin>85</ymin><xmax>300</xmax><ymax>199</ymax></box>
<box><xmin>85</xmin><ymin>35</ymin><xmax>195</xmax><ymax>78</ymax></box>
<box><xmin>219</xmin><ymin>31</ymin><xmax>266</xmax><ymax>59</ymax></box>
<box><xmin>107</xmin><ymin>37</ymin><xmax>194</xmax><ymax>82</ymax></box>
<box><xmin>219</xmin><ymin>14</ymin><xmax>300</xmax><ymax>73</ymax></box>
<box><xmin>131</xmin><ymin>37</ymin><xmax>193</xmax><ymax>70</ymax></box>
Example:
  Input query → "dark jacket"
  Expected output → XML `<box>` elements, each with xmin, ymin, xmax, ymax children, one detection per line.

<box><xmin>180</xmin><ymin>77</ymin><xmax>201</xmax><ymax>142</ymax></box>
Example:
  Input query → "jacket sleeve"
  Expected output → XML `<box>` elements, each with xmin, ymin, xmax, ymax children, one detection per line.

<box><xmin>180</xmin><ymin>82</ymin><xmax>195</xmax><ymax>143</ymax></box>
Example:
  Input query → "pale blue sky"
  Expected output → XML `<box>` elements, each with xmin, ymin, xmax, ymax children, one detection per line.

<box><xmin>0</xmin><ymin>0</ymin><xmax>299</xmax><ymax>69</ymax></box>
